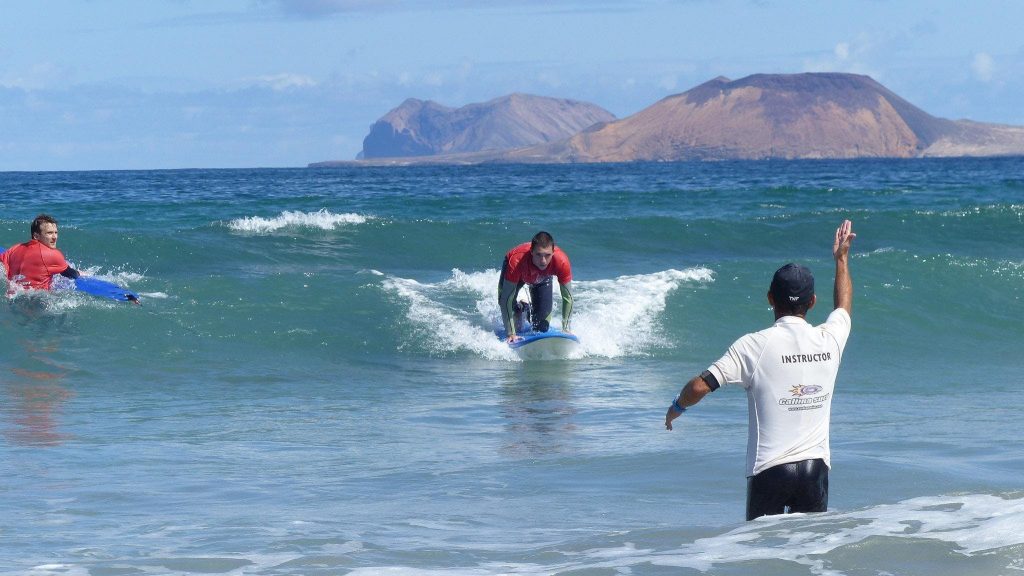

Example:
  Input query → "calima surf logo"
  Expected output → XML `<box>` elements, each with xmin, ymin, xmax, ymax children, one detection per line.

<box><xmin>779</xmin><ymin>385</ymin><xmax>830</xmax><ymax>410</ymax></box>
<box><xmin>788</xmin><ymin>385</ymin><xmax>823</xmax><ymax>397</ymax></box>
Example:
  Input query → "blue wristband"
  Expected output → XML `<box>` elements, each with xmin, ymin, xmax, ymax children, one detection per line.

<box><xmin>672</xmin><ymin>399</ymin><xmax>686</xmax><ymax>414</ymax></box>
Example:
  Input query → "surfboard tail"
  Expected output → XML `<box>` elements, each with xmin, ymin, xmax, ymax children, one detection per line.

<box><xmin>74</xmin><ymin>276</ymin><xmax>140</xmax><ymax>303</ymax></box>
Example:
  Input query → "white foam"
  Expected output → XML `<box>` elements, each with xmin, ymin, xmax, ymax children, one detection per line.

<box><xmin>340</xmin><ymin>493</ymin><xmax>1024</xmax><ymax>575</ymax></box>
<box><xmin>3</xmin><ymin>277</ymin><xmax>89</xmax><ymax>312</ymax></box>
<box><xmin>75</xmin><ymin>265</ymin><xmax>145</xmax><ymax>287</ymax></box>
<box><xmin>572</xmin><ymin>267</ymin><xmax>714</xmax><ymax>357</ymax></box>
<box><xmin>23</xmin><ymin>565</ymin><xmax>90</xmax><ymax>576</ymax></box>
<box><xmin>227</xmin><ymin>209</ymin><xmax>371</xmax><ymax>233</ymax></box>
<box><xmin>916</xmin><ymin>204</ymin><xmax>1024</xmax><ymax>218</ymax></box>
<box><xmin>381</xmin><ymin>270</ymin><xmax>516</xmax><ymax>361</ymax></box>
<box><xmin>379</xmin><ymin>267</ymin><xmax>714</xmax><ymax>361</ymax></box>
<box><xmin>641</xmin><ymin>493</ymin><xmax>1024</xmax><ymax>573</ymax></box>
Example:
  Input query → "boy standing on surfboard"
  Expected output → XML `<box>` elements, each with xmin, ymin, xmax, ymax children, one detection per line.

<box><xmin>498</xmin><ymin>231</ymin><xmax>574</xmax><ymax>343</ymax></box>
<box><xmin>1</xmin><ymin>214</ymin><xmax>81</xmax><ymax>292</ymax></box>
<box><xmin>664</xmin><ymin>220</ymin><xmax>856</xmax><ymax>521</ymax></box>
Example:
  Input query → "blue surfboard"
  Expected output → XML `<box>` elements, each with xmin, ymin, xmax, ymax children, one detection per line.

<box><xmin>508</xmin><ymin>328</ymin><xmax>579</xmax><ymax>349</ymax></box>
<box><xmin>74</xmin><ymin>276</ymin><xmax>140</xmax><ymax>303</ymax></box>
<box><xmin>496</xmin><ymin>326</ymin><xmax>580</xmax><ymax>359</ymax></box>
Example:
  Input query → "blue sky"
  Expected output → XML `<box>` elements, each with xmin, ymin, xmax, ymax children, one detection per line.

<box><xmin>2</xmin><ymin>0</ymin><xmax>1022</xmax><ymax>171</ymax></box>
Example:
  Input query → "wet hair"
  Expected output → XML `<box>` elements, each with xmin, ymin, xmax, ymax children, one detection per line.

<box><xmin>31</xmin><ymin>214</ymin><xmax>58</xmax><ymax>236</ymax></box>
<box><xmin>530</xmin><ymin>231</ymin><xmax>555</xmax><ymax>251</ymax></box>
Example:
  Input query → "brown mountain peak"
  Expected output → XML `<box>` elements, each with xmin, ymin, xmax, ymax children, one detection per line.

<box><xmin>359</xmin><ymin>93</ymin><xmax>615</xmax><ymax>159</ymax></box>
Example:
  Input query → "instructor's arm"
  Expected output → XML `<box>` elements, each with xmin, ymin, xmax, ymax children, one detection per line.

<box><xmin>664</xmin><ymin>374</ymin><xmax>714</xmax><ymax>431</ymax></box>
<box><xmin>833</xmin><ymin>220</ymin><xmax>856</xmax><ymax>315</ymax></box>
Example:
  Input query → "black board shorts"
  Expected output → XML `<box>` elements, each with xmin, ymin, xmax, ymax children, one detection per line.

<box><xmin>746</xmin><ymin>458</ymin><xmax>828</xmax><ymax>521</ymax></box>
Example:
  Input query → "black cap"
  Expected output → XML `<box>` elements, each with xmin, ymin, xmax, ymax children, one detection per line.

<box><xmin>770</xmin><ymin>263</ymin><xmax>814</xmax><ymax>307</ymax></box>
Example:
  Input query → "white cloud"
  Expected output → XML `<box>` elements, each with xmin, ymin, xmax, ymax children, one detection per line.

<box><xmin>423</xmin><ymin>72</ymin><xmax>444</xmax><ymax>87</ymax></box>
<box><xmin>249</xmin><ymin>73</ymin><xmax>318</xmax><ymax>91</ymax></box>
<box><xmin>261</xmin><ymin>0</ymin><xmax>628</xmax><ymax>17</ymax></box>
<box><xmin>834</xmin><ymin>42</ymin><xmax>850</xmax><ymax>61</ymax></box>
<box><xmin>802</xmin><ymin>38</ymin><xmax>878</xmax><ymax>78</ymax></box>
<box><xmin>181</xmin><ymin>106</ymin><xmax>206</xmax><ymax>120</ymax></box>
<box><xmin>0</xmin><ymin>62</ymin><xmax>71</xmax><ymax>90</ymax></box>
<box><xmin>535</xmin><ymin>70</ymin><xmax>564</xmax><ymax>89</ymax></box>
<box><xmin>972</xmin><ymin>52</ymin><xmax>995</xmax><ymax>82</ymax></box>
<box><xmin>259</xmin><ymin>0</ymin><xmax>390</xmax><ymax>17</ymax></box>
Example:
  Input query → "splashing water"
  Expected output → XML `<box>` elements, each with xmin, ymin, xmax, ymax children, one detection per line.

<box><xmin>380</xmin><ymin>267</ymin><xmax>714</xmax><ymax>361</ymax></box>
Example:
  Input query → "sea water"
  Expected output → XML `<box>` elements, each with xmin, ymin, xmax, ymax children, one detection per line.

<box><xmin>0</xmin><ymin>158</ymin><xmax>1022</xmax><ymax>575</ymax></box>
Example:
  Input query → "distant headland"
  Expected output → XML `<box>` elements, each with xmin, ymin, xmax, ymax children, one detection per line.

<box><xmin>309</xmin><ymin>73</ymin><xmax>1024</xmax><ymax>167</ymax></box>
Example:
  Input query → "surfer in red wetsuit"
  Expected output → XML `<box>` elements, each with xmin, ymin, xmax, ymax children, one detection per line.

<box><xmin>1</xmin><ymin>214</ymin><xmax>81</xmax><ymax>292</ymax></box>
<box><xmin>498</xmin><ymin>231</ymin><xmax>574</xmax><ymax>343</ymax></box>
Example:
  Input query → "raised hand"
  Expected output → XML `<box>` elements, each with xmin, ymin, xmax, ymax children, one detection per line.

<box><xmin>833</xmin><ymin>219</ymin><xmax>856</xmax><ymax>260</ymax></box>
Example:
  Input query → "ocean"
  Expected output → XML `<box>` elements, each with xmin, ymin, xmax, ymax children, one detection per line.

<box><xmin>0</xmin><ymin>158</ymin><xmax>1022</xmax><ymax>575</ymax></box>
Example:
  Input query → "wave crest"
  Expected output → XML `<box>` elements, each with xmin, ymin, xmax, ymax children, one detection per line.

<box><xmin>380</xmin><ymin>267</ymin><xmax>714</xmax><ymax>361</ymax></box>
<box><xmin>227</xmin><ymin>209</ymin><xmax>371</xmax><ymax>233</ymax></box>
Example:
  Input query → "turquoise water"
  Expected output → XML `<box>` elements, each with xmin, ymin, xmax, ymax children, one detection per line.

<box><xmin>1</xmin><ymin>159</ymin><xmax>1022</xmax><ymax>574</ymax></box>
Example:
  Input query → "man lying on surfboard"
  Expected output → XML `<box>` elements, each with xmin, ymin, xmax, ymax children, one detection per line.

<box><xmin>1</xmin><ymin>214</ymin><xmax>139</xmax><ymax>304</ymax></box>
<box><xmin>1</xmin><ymin>214</ymin><xmax>82</xmax><ymax>292</ymax></box>
<box><xmin>497</xmin><ymin>231</ymin><xmax>573</xmax><ymax>343</ymax></box>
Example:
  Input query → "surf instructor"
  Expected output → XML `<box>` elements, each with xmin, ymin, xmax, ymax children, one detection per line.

<box><xmin>1</xmin><ymin>214</ymin><xmax>81</xmax><ymax>292</ymax></box>
<box><xmin>498</xmin><ymin>231</ymin><xmax>573</xmax><ymax>343</ymax></box>
<box><xmin>664</xmin><ymin>220</ymin><xmax>856</xmax><ymax>521</ymax></box>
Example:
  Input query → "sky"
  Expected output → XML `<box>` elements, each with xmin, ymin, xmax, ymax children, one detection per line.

<box><xmin>1</xmin><ymin>0</ymin><xmax>1022</xmax><ymax>171</ymax></box>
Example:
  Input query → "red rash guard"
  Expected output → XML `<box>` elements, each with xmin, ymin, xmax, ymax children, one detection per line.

<box><xmin>1</xmin><ymin>239</ymin><xmax>71</xmax><ymax>291</ymax></box>
<box><xmin>503</xmin><ymin>242</ymin><xmax>572</xmax><ymax>285</ymax></box>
